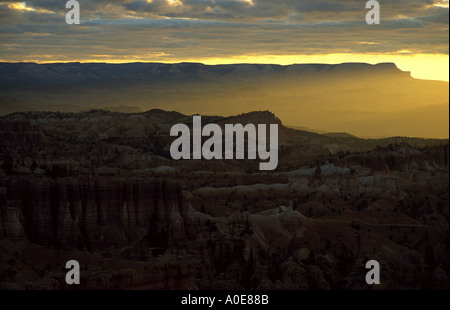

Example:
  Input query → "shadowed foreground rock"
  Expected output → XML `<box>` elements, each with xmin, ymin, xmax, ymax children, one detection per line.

<box><xmin>0</xmin><ymin>177</ymin><xmax>199</xmax><ymax>289</ymax></box>
<box><xmin>0</xmin><ymin>110</ymin><xmax>448</xmax><ymax>289</ymax></box>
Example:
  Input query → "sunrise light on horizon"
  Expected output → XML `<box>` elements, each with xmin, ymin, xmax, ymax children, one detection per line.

<box><xmin>1</xmin><ymin>0</ymin><xmax>448</xmax><ymax>82</ymax></box>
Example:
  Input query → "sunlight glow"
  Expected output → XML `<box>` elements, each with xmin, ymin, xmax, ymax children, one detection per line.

<box><xmin>2</xmin><ymin>53</ymin><xmax>447</xmax><ymax>82</ymax></box>
<box><xmin>194</xmin><ymin>53</ymin><xmax>449</xmax><ymax>82</ymax></box>
<box><xmin>242</xmin><ymin>0</ymin><xmax>255</xmax><ymax>6</ymax></box>
<box><xmin>167</xmin><ymin>0</ymin><xmax>182</xmax><ymax>7</ymax></box>
<box><xmin>432</xmin><ymin>0</ymin><xmax>449</xmax><ymax>8</ymax></box>
<box><xmin>7</xmin><ymin>1</ymin><xmax>54</xmax><ymax>13</ymax></box>
<box><xmin>8</xmin><ymin>2</ymin><xmax>33</xmax><ymax>11</ymax></box>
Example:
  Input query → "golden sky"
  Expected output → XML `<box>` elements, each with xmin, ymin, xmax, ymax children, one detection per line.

<box><xmin>0</xmin><ymin>0</ymin><xmax>449</xmax><ymax>81</ymax></box>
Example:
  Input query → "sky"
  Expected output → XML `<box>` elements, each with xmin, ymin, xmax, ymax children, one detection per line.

<box><xmin>0</xmin><ymin>0</ymin><xmax>448</xmax><ymax>81</ymax></box>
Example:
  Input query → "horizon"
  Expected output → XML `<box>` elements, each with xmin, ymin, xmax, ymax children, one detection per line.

<box><xmin>1</xmin><ymin>60</ymin><xmax>448</xmax><ymax>139</ymax></box>
<box><xmin>0</xmin><ymin>1</ymin><xmax>448</xmax><ymax>138</ymax></box>
<box><xmin>0</xmin><ymin>1</ymin><xmax>448</xmax><ymax>81</ymax></box>
<box><xmin>2</xmin><ymin>57</ymin><xmax>448</xmax><ymax>83</ymax></box>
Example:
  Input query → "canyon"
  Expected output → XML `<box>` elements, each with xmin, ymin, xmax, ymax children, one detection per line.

<box><xmin>0</xmin><ymin>110</ymin><xmax>448</xmax><ymax>289</ymax></box>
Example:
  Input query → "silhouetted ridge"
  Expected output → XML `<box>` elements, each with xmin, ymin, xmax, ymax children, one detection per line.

<box><xmin>0</xmin><ymin>62</ymin><xmax>411</xmax><ymax>87</ymax></box>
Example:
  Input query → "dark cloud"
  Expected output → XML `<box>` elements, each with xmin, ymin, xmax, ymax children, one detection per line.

<box><xmin>418</xmin><ymin>6</ymin><xmax>450</xmax><ymax>23</ymax></box>
<box><xmin>295</xmin><ymin>1</ymin><xmax>349</xmax><ymax>12</ymax></box>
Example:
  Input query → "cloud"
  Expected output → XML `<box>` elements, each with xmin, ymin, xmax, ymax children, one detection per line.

<box><xmin>0</xmin><ymin>0</ymin><xmax>447</xmax><ymax>64</ymax></box>
<box><xmin>418</xmin><ymin>6</ymin><xmax>450</xmax><ymax>23</ymax></box>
